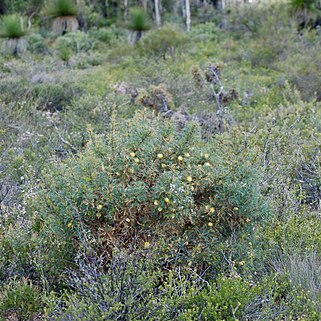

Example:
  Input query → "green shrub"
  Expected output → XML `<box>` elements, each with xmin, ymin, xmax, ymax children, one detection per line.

<box><xmin>0</xmin><ymin>225</ymin><xmax>38</xmax><ymax>281</ymax></box>
<box><xmin>45</xmin><ymin>258</ymin><xmax>321</xmax><ymax>321</ymax></box>
<box><xmin>275</xmin><ymin>251</ymin><xmax>321</xmax><ymax>309</ymax></box>
<box><xmin>188</xmin><ymin>22</ymin><xmax>219</xmax><ymax>43</ymax></box>
<box><xmin>0</xmin><ymin>15</ymin><xmax>25</xmax><ymax>39</ymax></box>
<box><xmin>58</xmin><ymin>45</ymin><xmax>71</xmax><ymax>63</ymax></box>
<box><xmin>55</xmin><ymin>31</ymin><xmax>96</xmax><ymax>54</ymax></box>
<box><xmin>0</xmin><ymin>277</ymin><xmax>42</xmax><ymax>320</ymax></box>
<box><xmin>181</xmin><ymin>275</ymin><xmax>259</xmax><ymax>320</ymax></box>
<box><xmin>26</xmin><ymin>33</ymin><xmax>46</xmax><ymax>53</ymax></box>
<box><xmin>32</xmin><ymin>82</ymin><xmax>82</xmax><ymax>112</ymax></box>
<box><xmin>280</xmin><ymin>48</ymin><xmax>321</xmax><ymax>101</ymax></box>
<box><xmin>45</xmin><ymin>253</ymin><xmax>197</xmax><ymax>320</ymax></box>
<box><xmin>266</xmin><ymin>212</ymin><xmax>321</xmax><ymax>256</ymax></box>
<box><xmin>181</xmin><ymin>274</ymin><xmax>321</xmax><ymax>321</ymax></box>
<box><xmin>89</xmin><ymin>25</ymin><xmax>127</xmax><ymax>45</ymax></box>
<box><xmin>138</xmin><ymin>24</ymin><xmax>189</xmax><ymax>59</ymax></box>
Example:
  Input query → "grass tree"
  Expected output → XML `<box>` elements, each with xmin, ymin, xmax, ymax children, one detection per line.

<box><xmin>128</xmin><ymin>7</ymin><xmax>151</xmax><ymax>43</ymax></box>
<box><xmin>0</xmin><ymin>15</ymin><xmax>27</xmax><ymax>55</ymax></box>
<box><xmin>47</xmin><ymin>0</ymin><xmax>79</xmax><ymax>35</ymax></box>
<box><xmin>289</xmin><ymin>0</ymin><xmax>320</xmax><ymax>26</ymax></box>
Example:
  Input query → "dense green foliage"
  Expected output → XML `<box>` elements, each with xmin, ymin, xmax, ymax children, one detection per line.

<box><xmin>1</xmin><ymin>1</ymin><xmax>321</xmax><ymax>320</ymax></box>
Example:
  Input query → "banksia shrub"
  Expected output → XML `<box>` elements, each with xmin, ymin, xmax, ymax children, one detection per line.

<box><xmin>30</xmin><ymin>111</ymin><xmax>268</xmax><ymax>277</ymax></box>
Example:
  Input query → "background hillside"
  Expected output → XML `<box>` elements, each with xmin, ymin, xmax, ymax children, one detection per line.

<box><xmin>1</xmin><ymin>0</ymin><xmax>321</xmax><ymax>320</ymax></box>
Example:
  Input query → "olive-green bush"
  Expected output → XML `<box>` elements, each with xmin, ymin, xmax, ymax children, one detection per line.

<box><xmin>137</xmin><ymin>24</ymin><xmax>189</xmax><ymax>59</ymax></box>
<box><xmin>0</xmin><ymin>277</ymin><xmax>41</xmax><ymax>320</ymax></box>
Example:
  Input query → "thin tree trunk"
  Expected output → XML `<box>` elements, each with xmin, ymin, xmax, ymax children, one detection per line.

<box><xmin>185</xmin><ymin>0</ymin><xmax>191</xmax><ymax>32</ymax></box>
<box><xmin>0</xmin><ymin>0</ymin><xmax>6</xmax><ymax>15</ymax></box>
<box><xmin>181</xmin><ymin>0</ymin><xmax>186</xmax><ymax>18</ymax></box>
<box><xmin>219</xmin><ymin>0</ymin><xmax>227</xmax><ymax>28</ymax></box>
<box><xmin>141</xmin><ymin>0</ymin><xmax>147</xmax><ymax>10</ymax></box>
<box><xmin>105</xmin><ymin>0</ymin><xmax>108</xmax><ymax>18</ymax></box>
<box><xmin>215</xmin><ymin>0</ymin><xmax>225</xmax><ymax>10</ymax></box>
<box><xmin>124</xmin><ymin>0</ymin><xmax>128</xmax><ymax>19</ymax></box>
<box><xmin>154</xmin><ymin>0</ymin><xmax>161</xmax><ymax>27</ymax></box>
<box><xmin>173</xmin><ymin>0</ymin><xmax>180</xmax><ymax>15</ymax></box>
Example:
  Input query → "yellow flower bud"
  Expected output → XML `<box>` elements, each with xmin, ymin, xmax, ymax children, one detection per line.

<box><xmin>186</xmin><ymin>176</ymin><xmax>193</xmax><ymax>182</ymax></box>
<box><xmin>204</xmin><ymin>153</ymin><xmax>210</xmax><ymax>159</ymax></box>
<box><xmin>154</xmin><ymin>200</ymin><xmax>159</xmax><ymax>206</ymax></box>
<box><xmin>177</xmin><ymin>155</ymin><xmax>183</xmax><ymax>161</ymax></box>
<box><xmin>97</xmin><ymin>204</ymin><xmax>103</xmax><ymax>210</ymax></box>
<box><xmin>209</xmin><ymin>207</ymin><xmax>215</xmax><ymax>213</ymax></box>
<box><xmin>185</xmin><ymin>153</ymin><xmax>191</xmax><ymax>157</ymax></box>
<box><xmin>208</xmin><ymin>222</ymin><xmax>213</xmax><ymax>227</ymax></box>
<box><xmin>134</xmin><ymin>158</ymin><xmax>140</xmax><ymax>163</ymax></box>
<box><xmin>130</xmin><ymin>152</ymin><xmax>136</xmax><ymax>157</ymax></box>
<box><xmin>164</xmin><ymin>197</ymin><xmax>170</xmax><ymax>204</ymax></box>
<box><xmin>67</xmin><ymin>222</ymin><xmax>73</xmax><ymax>229</ymax></box>
<box><xmin>158</xmin><ymin>207</ymin><xmax>163</xmax><ymax>212</ymax></box>
<box><xmin>157</xmin><ymin>153</ymin><xmax>164</xmax><ymax>159</ymax></box>
<box><xmin>125</xmin><ymin>218</ymin><xmax>131</xmax><ymax>223</ymax></box>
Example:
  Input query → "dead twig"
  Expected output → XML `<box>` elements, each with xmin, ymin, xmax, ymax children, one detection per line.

<box><xmin>49</xmin><ymin>119</ymin><xmax>78</xmax><ymax>153</ymax></box>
